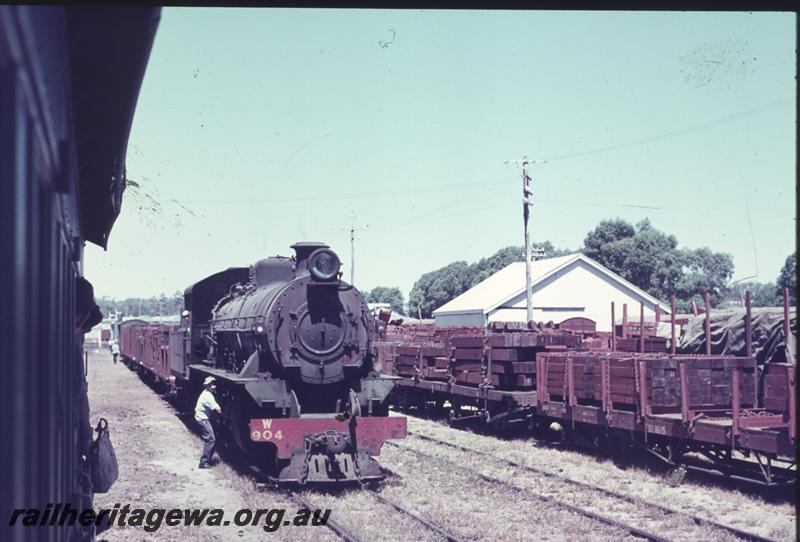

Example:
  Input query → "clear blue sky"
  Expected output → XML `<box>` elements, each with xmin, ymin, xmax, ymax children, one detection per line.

<box><xmin>86</xmin><ymin>9</ymin><xmax>796</xmax><ymax>303</ymax></box>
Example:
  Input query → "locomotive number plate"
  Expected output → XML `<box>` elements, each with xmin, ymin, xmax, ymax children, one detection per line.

<box><xmin>251</xmin><ymin>419</ymin><xmax>284</xmax><ymax>442</ymax></box>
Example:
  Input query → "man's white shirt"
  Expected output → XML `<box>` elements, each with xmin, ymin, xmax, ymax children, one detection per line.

<box><xmin>195</xmin><ymin>390</ymin><xmax>220</xmax><ymax>421</ymax></box>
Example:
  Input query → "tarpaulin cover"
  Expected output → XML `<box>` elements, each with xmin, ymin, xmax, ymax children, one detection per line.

<box><xmin>676</xmin><ymin>307</ymin><xmax>796</xmax><ymax>365</ymax></box>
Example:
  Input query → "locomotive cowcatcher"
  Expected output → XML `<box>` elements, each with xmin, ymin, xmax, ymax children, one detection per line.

<box><xmin>122</xmin><ymin>243</ymin><xmax>406</xmax><ymax>484</ymax></box>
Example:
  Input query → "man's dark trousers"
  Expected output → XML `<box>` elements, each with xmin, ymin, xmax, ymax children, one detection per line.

<box><xmin>197</xmin><ymin>419</ymin><xmax>216</xmax><ymax>465</ymax></box>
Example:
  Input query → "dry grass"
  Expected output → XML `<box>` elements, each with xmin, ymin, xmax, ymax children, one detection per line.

<box><xmin>380</xmin><ymin>443</ymin><xmax>643</xmax><ymax>541</ymax></box>
<box><xmin>401</xmin><ymin>414</ymin><xmax>797</xmax><ymax>542</ymax></box>
<box><xmin>396</xmin><ymin>437</ymin><xmax>744</xmax><ymax>541</ymax></box>
<box><xmin>308</xmin><ymin>489</ymin><xmax>441</xmax><ymax>542</ymax></box>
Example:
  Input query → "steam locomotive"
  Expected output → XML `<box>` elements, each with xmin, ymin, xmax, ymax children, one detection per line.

<box><xmin>119</xmin><ymin>243</ymin><xmax>406</xmax><ymax>484</ymax></box>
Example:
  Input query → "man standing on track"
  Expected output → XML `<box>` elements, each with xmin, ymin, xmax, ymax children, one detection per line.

<box><xmin>195</xmin><ymin>376</ymin><xmax>222</xmax><ymax>469</ymax></box>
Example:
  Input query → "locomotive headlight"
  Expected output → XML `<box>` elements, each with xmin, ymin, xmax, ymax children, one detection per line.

<box><xmin>308</xmin><ymin>248</ymin><xmax>340</xmax><ymax>281</ymax></box>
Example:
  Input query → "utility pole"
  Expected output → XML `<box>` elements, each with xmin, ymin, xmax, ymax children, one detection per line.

<box><xmin>344</xmin><ymin>211</ymin><xmax>368</xmax><ymax>285</ymax></box>
<box><xmin>350</xmin><ymin>211</ymin><xmax>355</xmax><ymax>285</ymax></box>
<box><xmin>522</xmin><ymin>159</ymin><xmax>533</xmax><ymax>324</ymax></box>
<box><xmin>507</xmin><ymin>157</ymin><xmax>545</xmax><ymax>325</ymax></box>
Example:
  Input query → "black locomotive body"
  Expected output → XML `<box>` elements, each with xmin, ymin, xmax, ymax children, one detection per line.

<box><xmin>137</xmin><ymin>242</ymin><xmax>406</xmax><ymax>484</ymax></box>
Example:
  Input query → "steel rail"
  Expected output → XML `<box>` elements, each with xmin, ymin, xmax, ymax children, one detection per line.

<box><xmin>246</xmin><ymin>456</ymin><xmax>460</xmax><ymax>541</ymax></box>
<box><xmin>407</xmin><ymin>431</ymin><xmax>779</xmax><ymax>542</ymax></box>
<box><xmin>387</xmin><ymin>441</ymin><xmax>672</xmax><ymax>542</ymax></box>
<box><xmin>288</xmin><ymin>492</ymin><xmax>362</xmax><ymax>542</ymax></box>
<box><xmin>367</xmin><ymin>489</ymin><xmax>464</xmax><ymax>542</ymax></box>
<box><xmin>244</xmin><ymin>465</ymin><xmax>362</xmax><ymax>542</ymax></box>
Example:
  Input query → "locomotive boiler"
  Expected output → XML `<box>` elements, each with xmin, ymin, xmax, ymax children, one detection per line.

<box><xmin>166</xmin><ymin>243</ymin><xmax>406</xmax><ymax>483</ymax></box>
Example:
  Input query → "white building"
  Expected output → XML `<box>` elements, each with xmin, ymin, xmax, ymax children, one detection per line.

<box><xmin>432</xmin><ymin>253</ymin><xmax>670</xmax><ymax>331</ymax></box>
<box><xmin>84</xmin><ymin>320</ymin><xmax>112</xmax><ymax>347</ymax></box>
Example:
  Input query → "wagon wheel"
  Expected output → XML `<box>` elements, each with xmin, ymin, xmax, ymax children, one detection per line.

<box><xmin>666</xmin><ymin>465</ymin><xmax>687</xmax><ymax>487</ymax></box>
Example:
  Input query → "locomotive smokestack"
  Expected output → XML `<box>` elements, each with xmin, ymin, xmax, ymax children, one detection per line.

<box><xmin>291</xmin><ymin>242</ymin><xmax>330</xmax><ymax>265</ymax></box>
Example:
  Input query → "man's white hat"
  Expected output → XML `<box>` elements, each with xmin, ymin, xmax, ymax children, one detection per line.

<box><xmin>203</xmin><ymin>376</ymin><xmax>216</xmax><ymax>386</ymax></box>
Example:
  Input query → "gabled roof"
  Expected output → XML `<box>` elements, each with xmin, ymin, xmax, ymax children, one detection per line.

<box><xmin>433</xmin><ymin>253</ymin><xmax>670</xmax><ymax>316</ymax></box>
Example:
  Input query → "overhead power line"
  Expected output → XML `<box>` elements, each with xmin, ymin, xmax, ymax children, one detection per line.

<box><xmin>185</xmin><ymin>161</ymin><xmax>515</xmax><ymax>205</ymax></box>
<box><xmin>185</xmin><ymin>96</ymin><xmax>791</xmax><ymax>207</ymax></box>
<box><xmin>622</xmin><ymin>204</ymin><xmax>663</xmax><ymax>210</ymax></box>
<box><xmin>542</xmin><ymin>96</ymin><xmax>792</xmax><ymax>162</ymax></box>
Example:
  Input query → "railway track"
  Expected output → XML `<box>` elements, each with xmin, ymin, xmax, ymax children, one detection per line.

<box><xmin>406</xmin><ymin>430</ymin><xmax>779</xmax><ymax>542</ymax></box>
<box><xmin>250</xmin><ymin>463</ymin><xmax>463</xmax><ymax>542</ymax></box>
<box><xmin>287</xmin><ymin>492</ymin><xmax>361</xmax><ymax>542</ymax></box>
<box><xmin>388</xmin><ymin>439</ymin><xmax>761</xmax><ymax>542</ymax></box>
<box><xmin>368</xmin><ymin>489</ymin><xmax>464</xmax><ymax>542</ymax></box>
<box><xmin>285</xmin><ymin>489</ymin><xmax>464</xmax><ymax>542</ymax></box>
<box><xmin>224</xmin><ymin>431</ymin><xmax>772</xmax><ymax>542</ymax></box>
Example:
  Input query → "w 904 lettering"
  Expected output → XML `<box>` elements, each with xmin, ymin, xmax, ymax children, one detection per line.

<box><xmin>251</xmin><ymin>419</ymin><xmax>284</xmax><ymax>441</ymax></box>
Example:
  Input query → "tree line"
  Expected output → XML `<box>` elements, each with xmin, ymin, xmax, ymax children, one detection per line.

<box><xmin>99</xmin><ymin>219</ymin><xmax>796</xmax><ymax>320</ymax></box>
<box><xmin>366</xmin><ymin>218</ymin><xmax>796</xmax><ymax>318</ymax></box>
<box><xmin>97</xmin><ymin>292</ymin><xmax>184</xmax><ymax>319</ymax></box>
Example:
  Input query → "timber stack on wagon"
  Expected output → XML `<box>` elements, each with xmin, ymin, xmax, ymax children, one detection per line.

<box><xmin>377</xmin><ymin>291</ymin><xmax>796</xmax><ymax>486</ymax></box>
<box><xmin>379</xmin><ymin>323</ymin><xmax>585</xmax><ymax>392</ymax></box>
<box><xmin>537</xmin><ymin>352</ymin><xmax>757</xmax><ymax>414</ymax></box>
<box><xmin>380</xmin><ymin>324</ymin><xmax>483</xmax><ymax>378</ymax></box>
<box><xmin>449</xmin><ymin>331</ymin><xmax>580</xmax><ymax>390</ymax></box>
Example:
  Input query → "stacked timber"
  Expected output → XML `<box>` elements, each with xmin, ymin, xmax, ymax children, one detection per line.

<box><xmin>387</xmin><ymin>327</ymin><xmax>584</xmax><ymax>391</ymax></box>
<box><xmin>609</xmin><ymin>357</ymin><xmax>637</xmax><ymax>405</ymax></box>
<box><xmin>486</xmin><ymin>333</ymin><xmax>538</xmax><ymax>389</ymax></box>
<box><xmin>449</xmin><ymin>333</ymin><xmax>550</xmax><ymax>390</ymax></box>
<box><xmin>539</xmin><ymin>352</ymin><xmax>636</xmax><ymax>404</ymax></box>
<box><xmin>615</xmin><ymin>321</ymin><xmax>659</xmax><ymax>338</ymax></box>
<box><xmin>616</xmin><ymin>336</ymin><xmax>668</xmax><ymax>353</ymax></box>
<box><xmin>694</xmin><ymin>357</ymin><xmax>755</xmax><ymax>408</ymax></box>
<box><xmin>582</xmin><ymin>335</ymin><xmax>612</xmax><ymax>351</ymax></box>
<box><xmin>647</xmin><ymin>356</ymin><xmax>756</xmax><ymax>410</ymax></box>
<box><xmin>647</xmin><ymin>357</ymin><xmax>679</xmax><ymax>407</ymax></box>
<box><xmin>763</xmin><ymin>363</ymin><xmax>794</xmax><ymax>412</ymax></box>
<box><xmin>419</xmin><ymin>345</ymin><xmax>448</xmax><ymax>380</ymax></box>
<box><xmin>385</xmin><ymin>324</ymin><xmax>482</xmax><ymax>345</ymax></box>
<box><xmin>542</xmin><ymin>354</ymin><xmax>567</xmax><ymax>400</ymax></box>
<box><xmin>391</xmin><ymin>345</ymin><xmax>449</xmax><ymax>380</ymax></box>
<box><xmin>451</xmin><ymin>335</ymin><xmax>485</xmax><ymax>386</ymax></box>
<box><xmin>539</xmin><ymin>352</ymin><xmax>757</xmax><ymax>412</ymax></box>
<box><xmin>571</xmin><ymin>354</ymin><xmax>601</xmax><ymax>403</ymax></box>
<box><xmin>393</xmin><ymin>346</ymin><xmax>419</xmax><ymax>377</ymax></box>
<box><xmin>385</xmin><ymin>325</ymin><xmax>439</xmax><ymax>346</ymax></box>
<box><xmin>490</xmin><ymin>321</ymin><xmax>533</xmax><ymax>332</ymax></box>
<box><xmin>380</xmin><ymin>325</ymin><xmax>478</xmax><ymax>379</ymax></box>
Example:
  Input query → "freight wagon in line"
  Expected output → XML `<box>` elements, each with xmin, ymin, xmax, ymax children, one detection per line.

<box><xmin>379</xmin><ymin>294</ymin><xmax>796</xmax><ymax>486</ymax></box>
